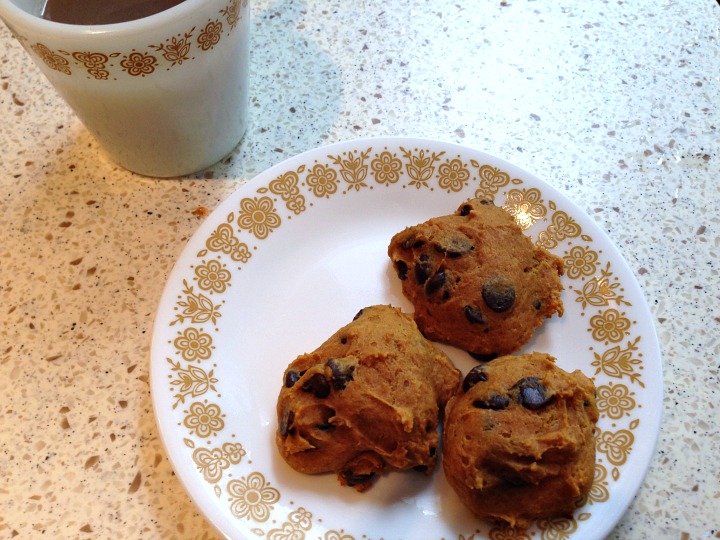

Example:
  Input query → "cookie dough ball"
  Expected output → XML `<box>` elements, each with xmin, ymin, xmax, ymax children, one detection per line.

<box><xmin>388</xmin><ymin>198</ymin><xmax>564</xmax><ymax>358</ymax></box>
<box><xmin>276</xmin><ymin>305</ymin><xmax>461</xmax><ymax>491</ymax></box>
<box><xmin>442</xmin><ymin>353</ymin><xmax>598</xmax><ymax>528</ymax></box>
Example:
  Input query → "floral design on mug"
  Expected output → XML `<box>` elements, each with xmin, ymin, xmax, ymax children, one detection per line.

<box><xmin>151</xmin><ymin>30</ymin><xmax>195</xmax><ymax>66</ymax></box>
<box><xmin>198</xmin><ymin>20</ymin><xmax>223</xmax><ymax>51</ymax></box>
<box><xmin>21</xmin><ymin>0</ymin><xmax>245</xmax><ymax>79</ymax></box>
<box><xmin>30</xmin><ymin>43</ymin><xmax>71</xmax><ymax>74</ymax></box>
<box><xmin>221</xmin><ymin>0</ymin><xmax>241</xmax><ymax>30</ymax></box>
<box><xmin>120</xmin><ymin>51</ymin><xmax>158</xmax><ymax>76</ymax></box>
<box><xmin>72</xmin><ymin>51</ymin><xmax>111</xmax><ymax>80</ymax></box>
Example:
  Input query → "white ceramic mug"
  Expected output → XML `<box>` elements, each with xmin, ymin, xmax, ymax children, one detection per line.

<box><xmin>0</xmin><ymin>0</ymin><xmax>250</xmax><ymax>177</ymax></box>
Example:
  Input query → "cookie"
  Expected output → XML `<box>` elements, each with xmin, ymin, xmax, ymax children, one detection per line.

<box><xmin>388</xmin><ymin>198</ymin><xmax>564</xmax><ymax>358</ymax></box>
<box><xmin>442</xmin><ymin>352</ymin><xmax>598</xmax><ymax>528</ymax></box>
<box><xmin>275</xmin><ymin>304</ymin><xmax>461</xmax><ymax>491</ymax></box>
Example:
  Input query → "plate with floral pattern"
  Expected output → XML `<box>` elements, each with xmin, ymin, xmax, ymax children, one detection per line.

<box><xmin>150</xmin><ymin>137</ymin><xmax>662</xmax><ymax>540</ymax></box>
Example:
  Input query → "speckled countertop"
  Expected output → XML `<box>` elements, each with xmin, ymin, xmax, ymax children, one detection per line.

<box><xmin>1</xmin><ymin>0</ymin><xmax>718</xmax><ymax>538</ymax></box>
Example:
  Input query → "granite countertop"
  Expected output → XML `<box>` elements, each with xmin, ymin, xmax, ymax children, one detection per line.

<box><xmin>1</xmin><ymin>0</ymin><xmax>718</xmax><ymax>538</ymax></box>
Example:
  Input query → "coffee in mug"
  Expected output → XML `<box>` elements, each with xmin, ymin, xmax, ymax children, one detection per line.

<box><xmin>41</xmin><ymin>0</ymin><xmax>185</xmax><ymax>25</ymax></box>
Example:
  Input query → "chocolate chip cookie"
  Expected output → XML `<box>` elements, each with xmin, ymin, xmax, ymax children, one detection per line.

<box><xmin>275</xmin><ymin>304</ymin><xmax>461</xmax><ymax>491</ymax></box>
<box><xmin>442</xmin><ymin>352</ymin><xmax>598</xmax><ymax>528</ymax></box>
<box><xmin>388</xmin><ymin>198</ymin><xmax>564</xmax><ymax>358</ymax></box>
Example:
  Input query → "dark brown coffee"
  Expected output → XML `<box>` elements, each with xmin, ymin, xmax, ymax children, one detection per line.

<box><xmin>41</xmin><ymin>0</ymin><xmax>186</xmax><ymax>25</ymax></box>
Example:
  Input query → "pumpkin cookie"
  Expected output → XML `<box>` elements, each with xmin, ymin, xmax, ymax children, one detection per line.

<box><xmin>442</xmin><ymin>352</ymin><xmax>598</xmax><ymax>528</ymax></box>
<box><xmin>275</xmin><ymin>304</ymin><xmax>461</xmax><ymax>491</ymax></box>
<box><xmin>388</xmin><ymin>198</ymin><xmax>564</xmax><ymax>358</ymax></box>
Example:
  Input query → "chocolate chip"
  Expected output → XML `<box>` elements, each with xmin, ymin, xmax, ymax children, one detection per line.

<box><xmin>472</xmin><ymin>394</ymin><xmax>510</xmax><ymax>410</ymax></box>
<box><xmin>326</xmin><ymin>358</ymin><xmax>355</xmax><ymax>390</ymax></box>
<box><xmin>464</xmin><ymin>305</ymin><xmax>486</xmax><ymax>325</ymax></box>
<box><xmin>413</xmin><ymin>464</ymin><xmax>429</xmax><ymax>472</ymax></box>
<box><xmin>301</xmin><ymin>373</ymin><xmax>331</xmax><ymax>399</ymax></box>
<box><xmin>401</xmin><ymin>237</ymin><xmax>425</xmax><ymax>250</ymax></box>
<box><xmin>515</xmin><ymin>377</ymin><xmax>552</xmax><ymax>410</ymax></box>
<box><xmin>469</xmin><ymin>351</ymin><xmax>498</xmax><ymax>362</ymax></box>
<box><xmin>395</xmin><ymin>260</ymin><xmax>408</xmax><ymax>280</ymax></box>
<box><xmin>353</xmin><ymin>308</ymin><xmax>365</xmax><ymax>320</ymax></box>
<box><xmin>433</xmin><ymin>237</ymin><xmax>474</xmax><ymax>258</ymax></box>
<box><xmin>340</xmin><ymin>336</ymin><xmax>348</xmax><ymax>344</ymax></box>
<box><xmin>284</xmin><ymin>370</ymin><xmax>301</xmax><ymax>388</ymax></box>
<box><xmin>280</xmin><ymin>407</ymin><xmax>295</xmax><ymax>436</ymax></box>
<box><xmin>533</xmin><ymin>299</ymin><xmax>543</xmax><ymax>310</ymax></box>
<box><xmin>462</xmin><ymin>365</ymin><xmax>488</xmax><ymax>392</ymax></box>
<box><xmin>341</xmin><ymin>471</ymin><xmax>376</xmax><ymax>487</ymax></box>
<box><xmin>459</xmin><ymin>204</ymin><xmax>472</xmax><ymax>216</ymax></box>
<box><xmin>314</xmin><ymin>406</ymin><xmax>336</xmax><ymax>431</ymax></box>
<box><xmin>434</xmin><ymin>235</ymin><xmax>475</xmax><ymax>259</ymax></box>
<box><xmin>482</xmin><ymin>276</ymin><xmax>516</xmax><ymax>312</ymax></box>
<box><xmin>414</xmin><ymin>255</ymin><xmax>433</xmax><ymax>285</ymax></box>
<box><xmin>479</xmin><ymin>199</ymin><xmax>493</xmax><ymax>205</ymax></box>
<box><xmin>425</xmin><ymin>270</ymin><xmax>446</xmax><ymax>295</ymax></box>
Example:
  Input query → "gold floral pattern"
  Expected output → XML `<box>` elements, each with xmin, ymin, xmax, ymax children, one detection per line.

<box><xmin>591</xmin><ymin>336</ymin><xmax>644</xmax><ymax>386</ymax></box>
<box><xmin>207</xmin><ymin>222</ymin><xmax>252</xmax><ymax>263</ymax></box>
<box><xmin>173</xmin><ymin>327</ymin><xmax>213</xmax><ymax>362</ymax></box>
<box><xmin>563</xmin><ymin>245</ymin><xmax>599</xmax><ymax>279</ymax></box>
<box><xmin>330</xmin><ymin>149</ymin><xmax>371</xmax><ymax>191</ymax></box>
<box><xmin>582</xmin><ymin>463</ymin><xmax>611</xmax><ymax>505</ymax></box>
<box><xmin>155</xmin><ymin>142</ymin><xmax>657</xmax><ymax>538</ymax></box>
<box><xmin>221</xmin><ymin>0</ymin><xmax>241</xmax><ymax>29</ymax></box>
<box><xmin>596</xmin><ymin>427</ymin><xmax>635</xmax><ymax>467</ymax></box>
<box><xmin>489</xmin><ymin>526</ymin><xmax>532</xmax><ymax>539</ymax></box>
<box><xmin>306</xmin><ymin>164</ymin><xmax>340</xmax><ymax>197</ymax></box>
<box><xmin>151</xmin><ymin>31</ymin><xmax>194</xmax><ymax>66</ymax></box>
<box><xmin>193</xmin><ymin>442</ymin><xmax>246</xmax><ymax>483</ymax></box>
<box><xmin>401</xmin><ymin>147</ymin><xmax>443</xmax><ymax>189</ymax></box>
<box><xmin>197</xmin><ymin>20</ymin><xmax>223</xmax><ymax>51</ymax></box>
<box><xmin>574</xmin><ymin>262</ymin><xmax>631</xmax><ymax>309</ymax></box>
<box><xmin>267</xmin><ymin>508</ymin><xmax>313</xmax><ymax>539</ymax></box>
<box><xmin>183</xmin><ymin>401</ymin><xmax>225</xmax><ymax>438</ymax></box>
<box><xmin>31</xmin><ymin>43</ymin><xmax>71</xmax><ymax>74</ymax></box>
<box><xmin>237</xmin><ymin>196</ymin><xmax>282</xmax><ymax>239</ymax></box>
<box><xmin>503</xmin><ymin>187</ymin><xmax>546</xmax><ymax>230</ymax></box>
<box><xmin>120</xmin><ymin>51</ymin><xmax>158</xmax><ymax>77</ymax></box>
<box><xmin>437</xmin><ymin>158</ymin><xmax>471</xmax><ymax>192</ymax></box>
<box><xmin>596</xmin><ymin>382</ymin><xmax>636</xmax><ymax>420</ymax></box>
<box><xmin>474</xmin><ymin>164</ymin><xmax>511</xmax><ymax>200</ymax></box>
<box><xmin>371</xmin><ymin>150</ymin><xmax>403</xmax><ymax>185</ymax></box>
<box><xmin>168</xmin><ymin>359</ymin><xmax>218</xmax><ymax>408</ymax></box>
<box><xmin>324</xmin><ymin>532</ymin><xmax>355</xmax><ymax>540</ymax></box>
<box><xmin>536</xmin><ymin>210</ymin><xmax>582</xmax><ymax>249</ymax></box>
<box><xmin>536</xmin><ymin>514</ymin><xmax>590</xmax><ymax>539</ymax></box>
<box><xmin>23</xmin><ymin>0</ymin><xmax>245</xmax><ymax>79</ymax></box>
<box><xmin>195</xmin><ymin>259</ymin><xmax>232</xmax><ymax>294</ymax></box>
<box><xmin>71</xmin><ymin>51</ymin><xmax>111</xmax><ymax>80</ymax></box>
<box><xmin>269</xmin><ymin>171</ymin><xmax>306</xmax><ymax>215</ymax></box>
<box><xmin>171</xmin><ymin>279</ymin><xmax>223</xmax><ymax>326</ymax></box>
<box><xmin>227</xmin><ymin>472</ymin><xmax>280</xmax><ymax>521</ymax></box>
<box><xmin>589</xmin><ymin>308</ymin><xmax>632</xmax><ymax>344</ymax></box>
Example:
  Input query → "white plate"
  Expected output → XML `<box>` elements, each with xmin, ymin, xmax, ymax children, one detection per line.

<box><xmin>151</xmin><ymin>137</ymin><xmax>662</xmax><ymax>540</ymax></box>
